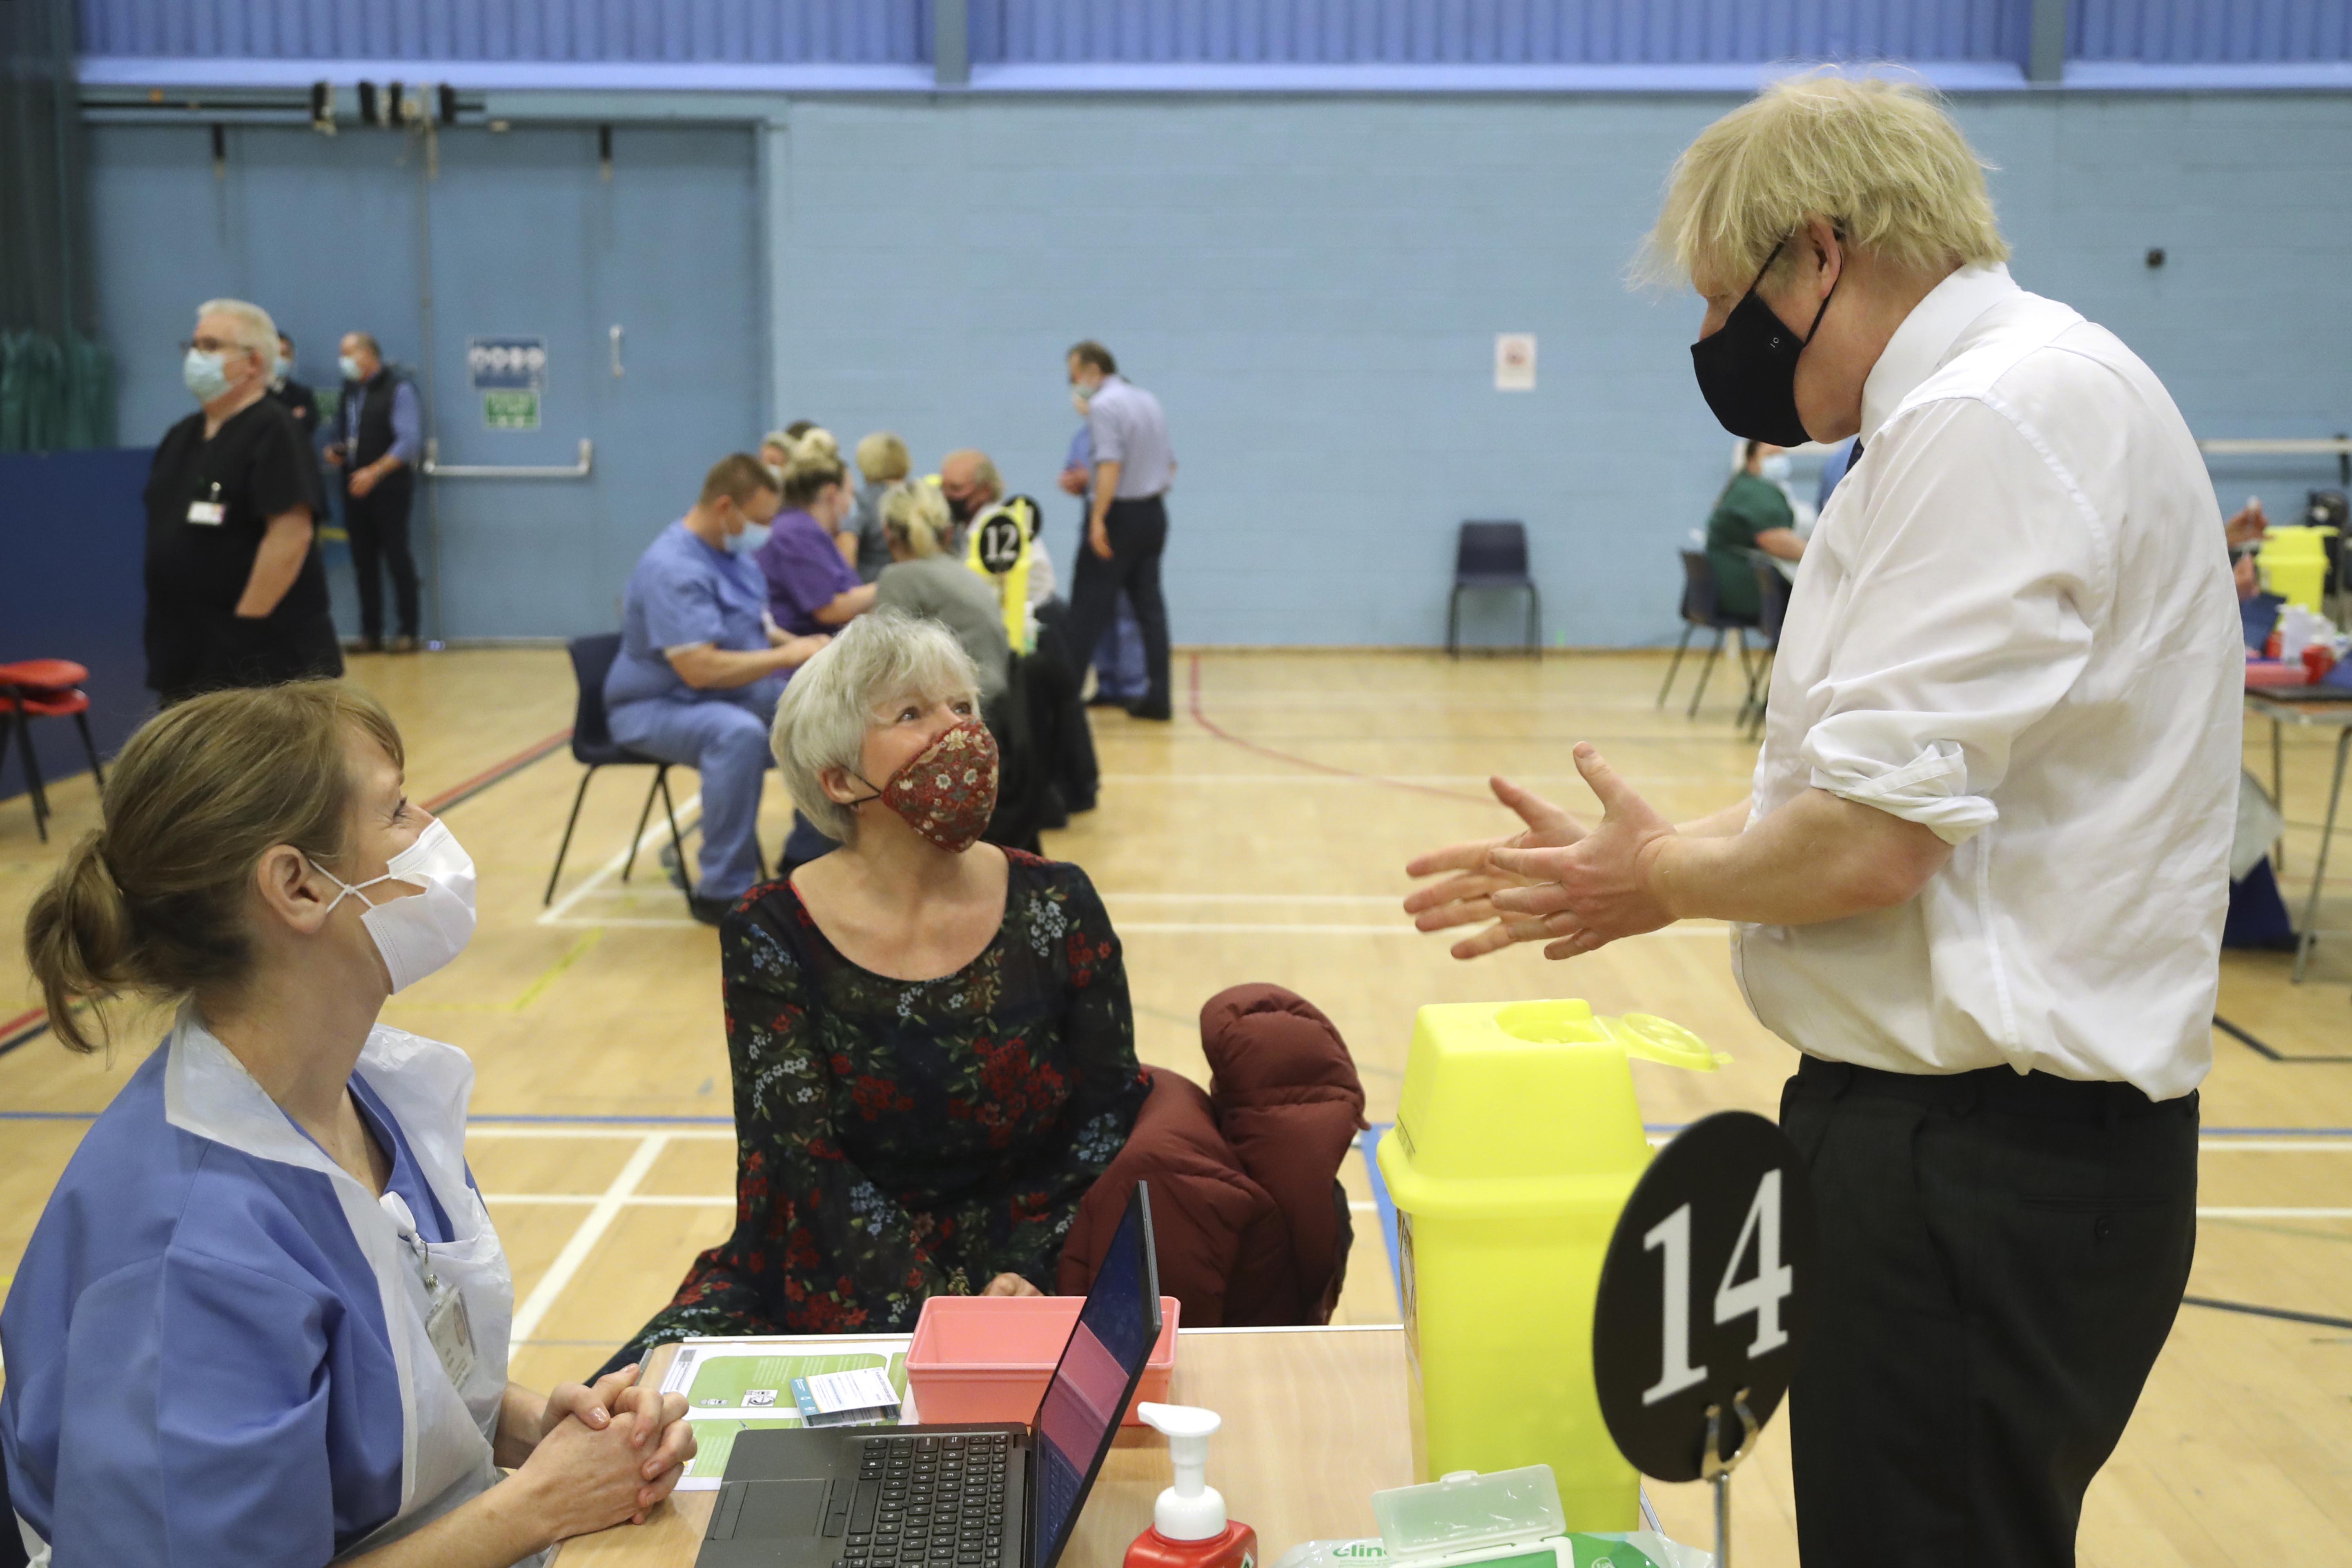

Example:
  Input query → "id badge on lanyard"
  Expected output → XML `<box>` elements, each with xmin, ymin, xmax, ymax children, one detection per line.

<box><xmin>389</xmin><ymin>1196</ymin><xmax>478</xmax><ymax>1389</ymax></box>
<box><xmin>187</xmin><ymin>478</ymin><xmax>226</xmax><ymax>526</ymax></box>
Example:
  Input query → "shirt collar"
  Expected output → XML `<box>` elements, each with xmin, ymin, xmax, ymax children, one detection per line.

<box><xmin>1858</xmin><ymin>263</ymin><xmax>2020</xmax><ymax>444</ymax></box>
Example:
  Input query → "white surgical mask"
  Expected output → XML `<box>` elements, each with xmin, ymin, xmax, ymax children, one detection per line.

<box><xmin>339</xmin><ymin>354</ymin><xmax>364</xmax><ymax>382</ymax></box>
<box><xmin>183</xmin><ymin>348</ymin><xmax>234</xmax><ymax>403</ymax></box>
<box><xmin>734</xmin><ymin>521</ymin><xmax>772</xmax><ymax>555</ymax></box>
<box><xmin>315</xmin><ymin>819</ymin><xmax>479</xmax><ymax>993</ymax></box>
<box><xmin>1759</xmin><ymin>453</ymin><xmax>1793</xmax><ymax>483</ymax></box>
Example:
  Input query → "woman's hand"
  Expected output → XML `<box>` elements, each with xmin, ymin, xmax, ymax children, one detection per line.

<box><xmin>541</xmin><ymin>1364</ymin><xmax>645</xmax><ymax>1445</ymax></box>
<box><xmin>510</xmin><ymin>1406</ymin><xmax>686</xmax><ymax>1542</ymax></box>
<box><xmin>609</xmin><ymin>1380</ymin><xmax>698</xmax><ymax>1501</ymax></box>
<box><xmin>1403</xmin><ymin>776</ymin><xmax>1591</xmax><ymax>958</ymax></box>
<box><xmin>983</xmin><ymin>1273</ymin><xmax>1043</xmax><ymax>1298</ymax></box>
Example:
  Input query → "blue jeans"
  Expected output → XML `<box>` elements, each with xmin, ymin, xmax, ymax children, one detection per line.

<box><xmin>1091</xmin><ymin>592</ymin><xmax>1147</xmax><ymax>700</ymax></box>
<box><xmin>607</xmin><ymin>682</ymin><xmax>778</xmax><ymax>902</ymax></box>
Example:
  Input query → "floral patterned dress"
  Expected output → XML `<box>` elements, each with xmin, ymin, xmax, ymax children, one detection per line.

<box><xmin>609</xmin><ymin>851</ymin><xmax>1149</xmax><ymax>1362</ymax></box>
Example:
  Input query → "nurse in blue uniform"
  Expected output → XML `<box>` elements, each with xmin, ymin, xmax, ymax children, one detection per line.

<box><xmin>606</xmin><ymin>453</ymin><xmax>833</xmax><ymax>924</ymax></box>
<box><xmin>3</xmin><ymin>682</ymin><xmax>696</xmax><ymax>1567</ymax></box>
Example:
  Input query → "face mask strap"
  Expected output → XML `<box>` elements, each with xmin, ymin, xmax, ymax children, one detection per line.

<box><xmin>1745</xmin><ymin>227</ymin><xmax>1843</xmax><ymax>348</ymax></box>
<box><xmin>311</xmin><ymin>858</ymin><xmax>391</xmax><ymax>917</ymax></box>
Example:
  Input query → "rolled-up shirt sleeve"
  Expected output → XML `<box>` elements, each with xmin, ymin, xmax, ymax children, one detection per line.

<box><xmin>1800</xmin><ymin>396</ymin><xmax>2107</xmax><ymax>846</ymax></box>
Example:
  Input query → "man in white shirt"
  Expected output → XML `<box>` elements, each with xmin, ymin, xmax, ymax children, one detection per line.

<box><xmin>1406</xmin><ymin>76</ymin><xmax>2238</xmax><ymax>1566</ymax></box>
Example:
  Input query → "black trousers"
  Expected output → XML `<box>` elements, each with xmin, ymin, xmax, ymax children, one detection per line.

<box><xmin>1061</xmin><ymin>494</ymin><xmax>1171</xmax><ymax>713</ymax></box>
<box><xmin>345</xmin><ymin>469</ymin><xmax>421</xmax><ymax>639</ymax></box>
<box><xmin>145</xmin><ymin>604</ymin><xmax>345</xmax><ymax>706</ymax></box>
<box><xmin>1779</xmin><ymin>1055</ymin><xmax>2198</xmax><ymax>1567</ymax></box>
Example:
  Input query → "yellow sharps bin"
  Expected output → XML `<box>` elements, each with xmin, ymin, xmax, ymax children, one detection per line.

<box><xmin>1375</xmin><ymin>998</ymin><xmax>1725</xmax><ymax>1531</ymax></box>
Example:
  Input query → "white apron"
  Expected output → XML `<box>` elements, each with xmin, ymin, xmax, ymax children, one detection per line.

<box><xmin>154</xmin><ymin>1007</ymin><xmax>552</xmax><ymax>1567</ymax></box>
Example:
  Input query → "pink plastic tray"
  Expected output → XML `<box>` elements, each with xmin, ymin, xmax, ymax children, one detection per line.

<box><xmin>905</xmin><ymin>1294</ymin><xmax>1179</xmax><ymax>1427</ymax></box>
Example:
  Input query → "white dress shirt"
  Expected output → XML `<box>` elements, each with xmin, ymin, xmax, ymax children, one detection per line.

<box><xmin>1733</xmin><ymin>264</ymin><xmax>2241</xmax><ymax>1102</ymax></box>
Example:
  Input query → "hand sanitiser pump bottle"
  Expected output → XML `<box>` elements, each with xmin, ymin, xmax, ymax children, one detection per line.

<box><xmin>1125</xmin><ymin>1403</ymin><xmax>1258</xmax><ymax>1568</ymax></box>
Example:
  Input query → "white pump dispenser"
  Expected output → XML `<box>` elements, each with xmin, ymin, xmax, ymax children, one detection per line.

<box><xmin>1136</xmin><ymin>1402</ymin><xmax>1227</xmax><ymax>1541</ymax></box>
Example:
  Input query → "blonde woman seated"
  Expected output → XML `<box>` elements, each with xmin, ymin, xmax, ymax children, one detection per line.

<box><xmin>602</xmin><ymin>611</ymin><xmax>1147</xmax><ymax>1364</ymax></box>
<box><xmin>3</xmin><ymin>684</ymin><xmax>693</xmax><ymax>1566</ymax></box>
<box><xmin>875</xmin><ymin>480</ymin><xmax>1011</xmax><ymax>705</ymax></box>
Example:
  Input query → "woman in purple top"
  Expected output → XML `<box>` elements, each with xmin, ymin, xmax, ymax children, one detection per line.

<box><xmin>753</xmin><ymin>445</ymin><xmax>876</xmax><ymax>636</ymax></box>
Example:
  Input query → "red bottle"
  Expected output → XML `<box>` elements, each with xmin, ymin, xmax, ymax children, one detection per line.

<box><xmin>1127</xmin><ymin>1404</ymin><xmax>1259</xmax><ymax>1568</ymax></box>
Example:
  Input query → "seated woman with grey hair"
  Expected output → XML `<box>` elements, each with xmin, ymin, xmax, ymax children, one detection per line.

<box><xmin>602</xmin><ymin>610</ymin><xmax>1148</xmax><ymax>1356</ymax></box>
<box><xmin>874</xmin><ymin>480</ymin><xmax>1012</xmax><ymax>704</ymax></box>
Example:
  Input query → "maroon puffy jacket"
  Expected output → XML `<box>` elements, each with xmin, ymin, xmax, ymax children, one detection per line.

<box><xmin>1056</xmin><ymin>984</ymin><xmax>1368</xmax><ymax>1325</ymax></box>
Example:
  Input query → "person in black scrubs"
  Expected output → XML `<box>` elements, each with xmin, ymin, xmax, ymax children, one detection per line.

<box><xmin>143</xmin><ymin>299</ymin><xmax>343</xmax><ymax>707</ymax></box>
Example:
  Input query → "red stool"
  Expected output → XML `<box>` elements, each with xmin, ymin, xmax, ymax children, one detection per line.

<box><xmin>0</xmin><ymin>659</ymin><xmax>105</xmax><ymax>844</ymax></box>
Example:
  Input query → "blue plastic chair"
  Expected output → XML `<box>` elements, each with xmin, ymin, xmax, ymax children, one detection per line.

<box><xmin>544</xmin><ymin>633</ymin><xmax>693</xmax><ymax>909</ymax></box>
<box><xmin>1446</xmin><ymin>520</ymin><xmax>1541</xmax><ymax>657</ymax></box>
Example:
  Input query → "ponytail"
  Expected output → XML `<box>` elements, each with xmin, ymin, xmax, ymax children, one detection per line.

<box><xmin>23</xmin><ymin>833</ymin><xmax>137</xmax><ymax>1053</ymax></box>
<box><xmin>16</xmin><ymin>681</ymin><xmax>404</xmax><ymax>1055</ymax></box>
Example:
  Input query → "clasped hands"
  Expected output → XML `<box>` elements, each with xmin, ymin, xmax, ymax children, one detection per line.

<box><xmin>509</xmin><ymin>1361</ymin><xmax>697</xmax><ymax>1539</ymax></box>
<box><xmin>1403</xmin><ymin>743</ymin><xmax>1678</xmax><ymax>960</ymax></box>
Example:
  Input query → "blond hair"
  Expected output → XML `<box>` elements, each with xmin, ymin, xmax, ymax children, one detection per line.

<box><xmin>22</xmin><ymin>683</ymin><xmax>404</xmax><ymax>1054</ymax></box>
<box><xmin>855</xmin><ymin>431</ymin><xmax>911</xmax><ymax>485</ymax></box>
<box><xmin>780</xmin><ymin>443</ymin><xmax>848</xmax><ymax>508</ymax></box>
<box><xmin>880</xmin><ymin>481</ymin><xmax>953</xmax><ymax>559</ymax></box>
<box><xmin>1645</xmin><ymin>73</ymin><xmax>2007</xmax><ymax>297</ymax></box>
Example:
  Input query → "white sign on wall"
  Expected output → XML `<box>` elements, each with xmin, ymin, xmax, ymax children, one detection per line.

<box><xmin>1494</xmin><ymin>332</ymin><xmax>1537</xmax><ymax>392</ymax></box>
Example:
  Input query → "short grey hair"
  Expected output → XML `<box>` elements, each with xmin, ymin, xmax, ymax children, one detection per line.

<box><xmin>773</xmin><ymin>609</ymin><xmax>982</xmax><ymax>842</ymax></box>
<box><xmin>198</xmin><ymin>298</ymin><xmax>280</xmax><ymax>375</ymax></box>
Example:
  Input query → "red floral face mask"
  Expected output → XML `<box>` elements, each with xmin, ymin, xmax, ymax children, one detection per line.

<box><xmin>852</xmin><ymin>716</ymin><xmax>1000</xmax><ymax>853</ymax></box>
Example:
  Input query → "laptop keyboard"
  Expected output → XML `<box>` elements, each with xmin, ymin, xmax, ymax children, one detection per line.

<box><xmin>837</xmin><ymin>1433</ymin><xmax>1012</xmax><ymax>1568</ymax></box>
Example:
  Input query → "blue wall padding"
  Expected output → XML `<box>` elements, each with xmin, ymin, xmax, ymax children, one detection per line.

<box><xmin>0</xmin><ymin>447</ymin><xmax>155</xmax><ymax>803</ymax></box>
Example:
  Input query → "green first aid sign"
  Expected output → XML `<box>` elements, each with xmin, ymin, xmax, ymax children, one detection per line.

<box><xmin>483</xmin><ymin>390</ymin><xmax>540</xmax><ymax>430</ymax></box>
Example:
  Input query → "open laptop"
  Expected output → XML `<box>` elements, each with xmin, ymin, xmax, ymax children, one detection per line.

<box><xmin>697</xmin><ymin>1182</ymin><xmax>1163</xmax><ymax>1568</ymax></box>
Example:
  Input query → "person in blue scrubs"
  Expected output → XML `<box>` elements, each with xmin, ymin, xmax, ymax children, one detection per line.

<box><xmin>3</xmin><ymin>681</ymin><xmax>696</xmax><ymax>1567</ymax></box>
<box><xmin>606</xmin><ymin>453</ymin><xmax>833</xmax><ymax>924</ymax></box>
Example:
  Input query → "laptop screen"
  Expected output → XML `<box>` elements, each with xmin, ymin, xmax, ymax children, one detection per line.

<box><xmin>1028</xmin><ymin>1183</ymin><xmax>1162</xmax><ymax>1568</ymax></box>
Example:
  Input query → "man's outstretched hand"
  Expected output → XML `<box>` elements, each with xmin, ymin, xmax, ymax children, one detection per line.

<box><xmin>1403</xmin><ymin>775</ymin><xmax>1590</xmax><ymax>959</ymax></box>
<box><xmin>1486</xmin><ymin>744</ymin><xmax>1678</xmax><ymax>958</ymax></box>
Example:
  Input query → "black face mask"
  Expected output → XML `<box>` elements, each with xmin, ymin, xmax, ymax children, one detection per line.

<box><xmin>1689</xmin><ymin>238</ymin><xmax>1838</xmax><ymax>447</ymax></box>
<box><xmin>944</xmin><ymin>490</ymin><xmax>978</xmax><ymax>525</ymax></box>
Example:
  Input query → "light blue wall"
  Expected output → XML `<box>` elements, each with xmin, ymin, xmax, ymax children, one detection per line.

<box><xmin>88</xmin><ymin>91</ymin><xmax>2352</xmax><ymax>647</ymax></box>
<box><xmin>760</xmin><ymin>90</ymin><xmax>2352</xmax><ymax>645</ymax></box>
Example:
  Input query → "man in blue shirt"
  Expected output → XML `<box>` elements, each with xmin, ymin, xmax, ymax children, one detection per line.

<box><xmin>606</xmin><ymin>454</ymin><xmax>831</xmax><ymax>922</ymax></box>
<box><xmin>1060</xmin><ymin>340</ymin><xmax>1176</xmax><ymax>720</ymax></box>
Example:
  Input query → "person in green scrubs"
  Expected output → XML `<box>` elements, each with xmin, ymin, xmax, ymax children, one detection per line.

<box><xmin>1706</xmin><ymin>440</ymin><xmax>1806</xmax><ymax>617</ymax></box>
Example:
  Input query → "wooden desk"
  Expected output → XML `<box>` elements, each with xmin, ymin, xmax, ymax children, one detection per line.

<box><xmin>556</xmin><ymin>1326</ymin><xmax>1417</xmax><ymax>1568</ymax></box>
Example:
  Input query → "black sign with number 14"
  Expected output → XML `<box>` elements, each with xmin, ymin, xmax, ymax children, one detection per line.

<box><xmin>1591</xmin><ymin>1110</ymin><xmax>1818</xmax><ymax>1482</ymax></box>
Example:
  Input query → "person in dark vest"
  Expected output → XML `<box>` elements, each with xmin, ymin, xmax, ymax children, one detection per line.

<box><xmin>327</xmin><ymin>332</ymin><xmax>423</xmax><ymax>653</ymax></box>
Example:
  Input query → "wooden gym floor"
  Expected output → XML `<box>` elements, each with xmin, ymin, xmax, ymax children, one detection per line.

<box><xmin>2</xmin><ymin>647</ymin><xmax>2347</xmax><ymax>1563</ymax></box>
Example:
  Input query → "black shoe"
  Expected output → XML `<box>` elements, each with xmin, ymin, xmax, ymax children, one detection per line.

<box><xmin>1085</xmin><ymin>693</ymin><xmax>1133</xmax><ymax>709</ymax></box>
<box><xmin>1125</xmin><ymin>700</ymin><xmax>1173</xmax><ymax>721</ymax></box>
<box><xmin>688</xmin><ymin>894</ymin><xmax>733</xmax><ymax>927</ymax></box>
<box><xmin>358</xmin><ymin>636</ymin><xmax>385</xmax><ymax>655</ymax></box>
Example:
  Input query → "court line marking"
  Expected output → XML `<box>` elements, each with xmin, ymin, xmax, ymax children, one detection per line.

<box><xmin>1184</xmin><ymin>654</ymin><xmax>1490</xmax><ymax>804</ymax></box>
<box><xmin>538</xmin><ymin>791</ymin><xmax>704</xmax><ymax>926</ymax></box>
<box><xmin>420</xmin><ymin>728</ymin><xmax>572</xmax><ymax>815</ymax></box>
<box><xmin>483</xmin><ymin>1192</ymin><xmax>1389</xmax><ymax>1217</ymax></box>
<box><xmin>508</xmin><ymin>1132</ymin><xmax>669</xmax><ymax>1347</ymax></box>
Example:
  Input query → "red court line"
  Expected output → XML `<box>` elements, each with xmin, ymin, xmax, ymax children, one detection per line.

<box><xmin>2</xmin><ymin>1006</ymin><xmax>44</xmax><ymax>1040</ymax></box>
<box><xmin>421</xmin><ymin>728</ymin><xmax>572</xmax><ymax>814</ymax></box>
<box><xmin>1182</xmin><ymin>653</ymin><xmax>1489</xmax><ymax>804</ymax></box>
